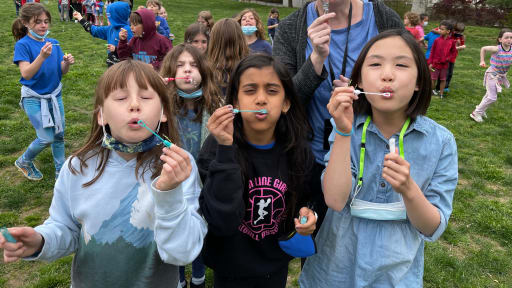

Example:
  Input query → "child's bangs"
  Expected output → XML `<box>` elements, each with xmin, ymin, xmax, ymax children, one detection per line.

<box><xmin>98</xmin><ymin>61</ymin><xmax>166</xmax><ymax>103</ymax></box>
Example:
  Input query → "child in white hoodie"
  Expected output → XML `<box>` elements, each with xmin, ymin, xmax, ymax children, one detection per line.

<box><xmin>0</xmin><ymin>60</ymin><xmax>207</xmax><ymax>288</ymax></box>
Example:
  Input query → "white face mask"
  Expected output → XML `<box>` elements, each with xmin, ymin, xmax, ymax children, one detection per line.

<box><xmin>423</xmin><ymin>21</ymin><xmax>428</xmax><ymax>27</ymax></box>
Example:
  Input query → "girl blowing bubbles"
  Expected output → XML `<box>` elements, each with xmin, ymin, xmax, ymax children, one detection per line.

<box><xmin>470</xmin><ymin>28</ymin><xmax>512</xmax><ymax>123</ymax></box>
<box><xmin>12</xmin><ymin>3</ymin><xmax>74</xmax><ymax>181</ymax></box>
<box><xmin>0</xmin><ymin>61</ymin><xmax>207</xmax><ymax>288</ymax></box>
<box><xmin>160</xmin><ymin>44</ymin><xmax>222</xmax><ymax>288</ymax></box>
<box><xmin>197</xmin><ymin>54</ymin><xmax>319</xmax><ymax>287</ymax></box>
<box><xmin>160</xmin><ymin>44</ymin><xmax>222</xmax><ymax>160</ymax></box>
<box><xmin>300</xmin><ymin>29</ymin><xmax>458</xmax><ymax>287</ymax></box>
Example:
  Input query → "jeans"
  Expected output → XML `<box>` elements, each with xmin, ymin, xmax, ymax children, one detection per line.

<box><xmin>179</xmin><ymin>254</ymin><xmax>205</xmax><ymax>283</ymax></box>
<box><xmin>21</xmin><ymin>96</ymin><xmax>66</xmax><ymax>172</ymax></box>
<box><xmin>60</xmin><ymin>3</ymin><xmax>69</xmax><ymax>21</ymax></box>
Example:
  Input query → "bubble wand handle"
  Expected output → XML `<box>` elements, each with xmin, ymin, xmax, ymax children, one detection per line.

<box><xmin>0</xmin><ymin>227</ymin><xmax>17</xmax><ymax>243</ymax></box>
<box><xmin>137</xmin><ymin>120</ymin><xmax>172</xmax><ymax>147</ymax></box>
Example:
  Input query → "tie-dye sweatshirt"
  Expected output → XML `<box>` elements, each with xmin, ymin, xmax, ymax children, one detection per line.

<box><xmin>27</xmin><ymin>150</ymin><xmax>207</xmax><ymax>288</ymax></box>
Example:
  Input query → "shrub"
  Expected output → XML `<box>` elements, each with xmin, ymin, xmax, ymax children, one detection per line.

<box><xmin>432</xmin><ymin>0</ymin><xmax>508</xmax><ymax>27</ymax></box>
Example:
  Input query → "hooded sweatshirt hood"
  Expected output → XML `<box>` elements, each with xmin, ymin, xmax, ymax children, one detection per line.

<box><xmin>135</xmin><ymin>8</ymin><xmax>156</xmax><ymax>40</ymax></box>
<box><xmin>106</xmin><ymin>2</ymin><xmax>131</xmax><ymax>29</ymax></box>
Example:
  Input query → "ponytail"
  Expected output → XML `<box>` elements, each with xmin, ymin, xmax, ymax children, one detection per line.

<box><xmin>12</xmin><ymin>18</ymin><xmax>27</xmax><ymax>41</ymax></box>
<box><xmin>12</xmin><ymin>3</ymin><xmax>51</xmax><ymax>41</ymax></box>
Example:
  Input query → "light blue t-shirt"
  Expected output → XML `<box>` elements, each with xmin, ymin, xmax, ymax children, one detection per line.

<box><xmin>178</xmin><ymin>109</ymin><xmax>202</xmax><ymax>160</ymax></box>
<box><xmin>299</xmin><ymin>115</ymin><xmax>458</xmax><ymax>287</ymax></box>
<box><xmin>424</xmin><ymin>31</ymin><xmax>441</xmax><ymax>59</ymax></box>
<box><xmin>305</xmin><ymin>0</ymin><xmax>379</xmax><ymax>164</ymax></box>
<box><xmin>13</xmin><ymin>36</ymin><xmax>63</xmax><ymax>95</ymax></box>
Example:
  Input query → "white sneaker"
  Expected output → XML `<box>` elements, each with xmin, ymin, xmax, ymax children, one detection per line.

<box><xmin>432</xmin><ymin>90</ymin><xmax>438</xmax><ymax>96</ymax></box>
<box><xmin>470</xmin><ymin>112</ymin><xmax>483</xmax><ymax>123</ymax></box>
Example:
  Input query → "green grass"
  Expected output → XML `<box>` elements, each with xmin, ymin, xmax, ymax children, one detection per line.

<box><xmin>1</xmin><ymin>1</ymin><xmax>511</xmax><ymax>287</ymax></box>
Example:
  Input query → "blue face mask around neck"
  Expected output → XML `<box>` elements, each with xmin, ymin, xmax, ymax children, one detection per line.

<box><xmin>241</xmin><ymin>26</ymin><xmax>257</xmax><ymax>35</ymax></box>
<box><xmin>29</xmin><ymin>29</ymin><xmax>50</xmax><ymax>40</ymax></box>
<box><xmin>177</xmin><ymin>88</ymin><xmax>203</xmax><ymax>99</ymax></box>
<box><xmin>99</xmin><ymin>107</ymin><xmax>164</xmax><ymax>153</ymax></box>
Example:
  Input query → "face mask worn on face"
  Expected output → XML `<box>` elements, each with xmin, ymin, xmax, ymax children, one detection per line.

<box><xmin>241</xmin><ymin>26</ymin><xmax>258</xmax><ymax>35</ymax></box>
<box><xmin>350</xmin><ymin>116</ymin><xmax>411</xmax><ymax>221</ymax></box>
<box><xmin>423</xmin><ymin>21</ymin><xmax>428</xmax><ymax>27</ymax></box>
<box><xmin>177</xmin><ymin>88</ymin><xmax>202</xmax><ymax>99</ymax></box>
<box><xmin>99</xmin><ymin>107</ymin><xmax>164</xmax><ymax>153</ymax></box>
<box><xmin>29</xmin><ymin>29</ymin><xmax>50</xmax><ymax>40</ymax></box>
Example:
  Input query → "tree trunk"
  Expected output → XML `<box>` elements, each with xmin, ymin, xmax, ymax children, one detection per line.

<box><xmin>411</xmin><ymin>0</ymin><xmax>428</xmax><ymax>14</ymax></box>
<box><xmin>287</xmin><ymin>0</ymin><xmax>293</xmax><ymax>8</ymax></box>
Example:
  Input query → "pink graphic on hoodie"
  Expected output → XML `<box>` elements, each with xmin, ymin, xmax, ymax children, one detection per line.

<box><xmin>238</xmin><ymin>176</ymin><xmax>288</xmax><ymax>241</ymax></box>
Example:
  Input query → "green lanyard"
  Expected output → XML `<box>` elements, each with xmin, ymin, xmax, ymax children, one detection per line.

<box><xmin>356</xmin><ymin>116</ymin><xmax>411</xmax><ymax>187</ymax></box>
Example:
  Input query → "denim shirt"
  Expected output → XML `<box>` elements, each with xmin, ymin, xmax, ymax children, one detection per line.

<box><xmin>299</xmin><ymin>114</ymin><xmax>458</xmax><ymax>288</ymax></box>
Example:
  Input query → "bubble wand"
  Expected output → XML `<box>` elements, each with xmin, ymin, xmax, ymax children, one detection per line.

<box><xmin>354</xmin><ymin>89</ymin><xmax>391</xmax><ymax>98</ymax></box>
<box><xmin>137</xmin><ymin>120</ymin><xmax>172</xmax><ymax>148</ymax></box>
<box><xmin>232</xmin><ymin>108</ymin><xmax>268</xmax><ymax>114</ymax></box>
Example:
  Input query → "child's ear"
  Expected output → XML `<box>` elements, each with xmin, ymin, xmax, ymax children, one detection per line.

<box><xmin>97</xmin><ymin>108</ymin><xmax>107</xmax><ymax>126</ymax></box>
<box><xmin>282</xmin><ymin>99</ymin><xmax>291</xmax><ymax>113</ymax></box>
<box><xmin>160</xmin><ymin>113</ymin><xmax>167</xmax><ymax>123</ymax></box>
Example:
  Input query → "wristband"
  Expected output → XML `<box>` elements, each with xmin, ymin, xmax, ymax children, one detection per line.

<box><xmin>335</xmin><ymin>127</ymin><xmax>352</xmax><ymax>136</ymax></box>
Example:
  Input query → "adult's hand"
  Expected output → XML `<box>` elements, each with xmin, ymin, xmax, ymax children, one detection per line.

<box><xmin>307</xmin><ymin>12</ymin><xmax>336</xmax><ymax>75</ymax></box>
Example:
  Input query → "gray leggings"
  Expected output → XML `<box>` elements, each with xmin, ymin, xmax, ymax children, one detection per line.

<box><xmin>60</xmin><ymin>3</ymin><xmax>69</xmax><ymax>21</ymax></box>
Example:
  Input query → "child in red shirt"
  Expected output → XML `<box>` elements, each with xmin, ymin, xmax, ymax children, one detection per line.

<box><xmin>444</xmin><ymin>22</ymin><xmax>466</xmax><ymax>92</ymax></box>
<box><xmin>428</xmin><ymin>20</ymin><xmax>456</xmax><ymax>98</ymax></box>
<box><xmin>404</xmin><ymin>12</ymin><xmax>422</xmax><ymax>43</ymax></box>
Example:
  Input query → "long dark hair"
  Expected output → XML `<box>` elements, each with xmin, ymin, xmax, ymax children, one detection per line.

<box><xmin>69</xmin><ymin>60</ymin><xmax>180</xmax><ymax>187</ymax></box>
<box><xmin>350</xmin><ymin>29</ymin><xmax>432</xmax><ymax>119</ymax></box>
<box><xmin>226</xmin><ymin>54</ymin><xmax>314</xmax><ymax>231</ymax></box>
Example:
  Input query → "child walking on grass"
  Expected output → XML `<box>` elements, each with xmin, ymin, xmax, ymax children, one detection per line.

<box><xmin>427</xmin><ymin>20</ymin><xmax>456</xmax><ymax>98</ymax></box>
<box><xmin>470</xmin><ymin>28</ymin><xmax>512</xmax><ymax>123</ymax></box>
<box><xmin>12</xmin><ymin>3</ymin><xmax>74</xmax><ymax>181</ymax></box>
<box><xmin>0</xmin><ymin>60</ymin><xmax>207</xmax><ymax>287</ymax></box>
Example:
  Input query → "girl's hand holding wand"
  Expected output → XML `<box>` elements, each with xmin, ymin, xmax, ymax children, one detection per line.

<box><xmin>0</xmin><ymin>227</ymin><xmax>44</xmax><ymax>263</ymax></box>
<box><xmin>326</xmin><ymin>86</ymin><xmax>358</xmax><ymax>132</ymax></box>
<box><xmin>294</xmin><ymin>207</ymin><xmax>317</xmax><ymax>236</ymax></box>
<box><xmin>382</xmin><ymin>150</ymin><xmax>416</xmax><ymax>198</ymax></box>
<box><xmin>207</xmin><ymin>105</ymin><xmax>235</xmax><ymax>146</ymax></box>
<box><xmin>119</xmin><ymin>28</ymin><xmax>128</xmax><ymax>41</ymax></box>
<box><xmin>156</xmin><ymin>146</ymin><xmax>192</xmax><ymax>191</ymax></box>
<box><xmin>40</xmin><ymin>42</ymin><xmax>53</xmax><ymax>59</ymax></box>
<box><xmin>63</xmin><ymin>53</ymin><xmax>75</xmax><ymax>65</ymax></box>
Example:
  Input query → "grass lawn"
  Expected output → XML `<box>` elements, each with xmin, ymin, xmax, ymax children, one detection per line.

<box><xmin>0</xmin><ymin>0</ymin><xmax>511</xmax><ymax>287</ymax></box>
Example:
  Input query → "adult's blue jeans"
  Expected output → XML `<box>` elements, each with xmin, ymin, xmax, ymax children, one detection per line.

<box><xmin>20</xmin><ymin>96</ymin><xmax>65</xmax><ymax>173</ymax></box>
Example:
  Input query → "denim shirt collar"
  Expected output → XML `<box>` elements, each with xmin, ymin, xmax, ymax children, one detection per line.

<box><xmin>354</xmin><ymin>114</ymin><xmax>430</xmax><ymax>138</ymax></box>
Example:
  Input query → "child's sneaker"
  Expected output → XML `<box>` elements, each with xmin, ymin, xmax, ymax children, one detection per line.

<box><xmin>432</xmin><ymin>90</ymin><xmax>438</xmax><ymax>96</ymax></box>
<box><xmin>14</xmin><ymin>157</ymin><xmax>43</xmax><ymax>181</ymax></box>
<box><xmin>470</xmin><ymin>112</ymin><xmax>483</xmax><ymax>123</ymax></box>
<box><xmin>444</xmin><ymin>88</ymin><xmax>450</xmax><ymax>93</ymax></box>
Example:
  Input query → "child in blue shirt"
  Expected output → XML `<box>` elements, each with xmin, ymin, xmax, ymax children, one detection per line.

<box><xmin>424</xmin><ymin>30</ymin><xmax>441</xmax><ymax>59</ymax></box>
<box><xmin>73</xmin><ymin>1</ymin><xmax>132</xmax><ymax>67</ymax></box>
<box><xmin>146</xmin><ymin>0</ymin><xmax>171</xmax><ymax>40</ymax></box>
<box><xmin>12</xmin><ymin>3</ymin><xmax>75</xmax><ymax>181</ymax></box>
<box><xmin>300</xmin><ymin>29</ymin><xmax>458</xmax><ymax>287</ymax></box>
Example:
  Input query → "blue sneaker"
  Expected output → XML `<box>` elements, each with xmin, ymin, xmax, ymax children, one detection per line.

<box><xmin>14</xmin><ymin>157</ymin><xmax>43</xmax><ymax>181</ymax></box>
<box><xmin>444</xmin><ymin>88</ymin><xmax>450</xmax><ymax>93</ymax></box>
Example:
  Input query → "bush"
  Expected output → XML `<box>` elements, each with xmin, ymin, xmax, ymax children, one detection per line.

<box><xmin>432</xmin><ymin>0</ymin><xmax>508</xmax><ymax>27</ymax></box>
